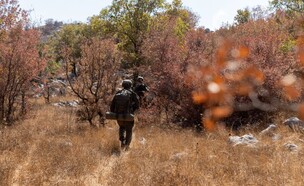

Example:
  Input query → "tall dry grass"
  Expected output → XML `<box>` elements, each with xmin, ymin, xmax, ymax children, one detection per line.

<box><xmin>0</xmin><ymin>99</ymin><xmax>304</xmax><ymax>185</ymax></box>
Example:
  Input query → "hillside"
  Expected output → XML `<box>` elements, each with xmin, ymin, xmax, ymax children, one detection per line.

<box><xmin>2</xmin><ymin>0</ymin><xmax>304</xmax><ymax>185</ymax></box>
<box><xmin>0</xmin><ymin>98</ymin><xmax>303</xmax><ymax>185</ymax></box>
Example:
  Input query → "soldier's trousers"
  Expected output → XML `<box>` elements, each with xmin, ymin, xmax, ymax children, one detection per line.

<box><xmin>117</xmin><ymin>120</ymin><xmax>134</xmax><ymax>147</ymax></box>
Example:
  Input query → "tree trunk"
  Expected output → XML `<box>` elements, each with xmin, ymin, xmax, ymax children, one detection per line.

<box><xmin>21</xmin><ymin>91</ymin><xmax>26</xmax><ymax>115</ymax></box>
<box><xmin>0</xmin><ymin>96</ymin><xmax>4</xmax><ymax>123</ymax></box>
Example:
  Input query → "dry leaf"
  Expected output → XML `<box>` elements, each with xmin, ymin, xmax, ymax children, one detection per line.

<box><xmin>299</xmin><ymin>52</ymin><xmax>304</xmax><ymax>65</ymax></box>
<box><xmin>239</xmin><ymin>46</ymin><xmax>249</xmax><ymax>58</ymax></box>
<box><xmin>192</xmin><ymin>92</ymin><xmax>207</xmax><ymax>104</ymax></box>
<box><xmin>203</xmin><ymin>117</ymin><xmax>216</xmax><ymax>131</ymax></box>
<box><xmin>245</xmin><ymin>66</ymin><xmax>265</xmax><ymax>83</ymax></box>
<box><xmin>235</xmin><ymin>84</ymin><xmax>252</xmax><ymax>95</ymax></box>
<box><xmin>298</xmin><ymin>103</ymin><xmax>304</xmax><ymax>120</ymax></box>
<box><xmin>211</xmin><ymin>106</ymin><xmax>233</xmax><ymax>119</ymax></box>
<box><xmin>284</xmin><ymin>86</ymin><xmax>300</xmax><ymax>101</ymax></box>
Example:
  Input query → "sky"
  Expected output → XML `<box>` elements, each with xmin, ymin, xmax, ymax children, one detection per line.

<box><xmin>18</xmin><ymin>0</ymin><xmax>271</xmax><ymax>30</ymax></box>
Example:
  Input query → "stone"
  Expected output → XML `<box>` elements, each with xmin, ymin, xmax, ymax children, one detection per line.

<box><xmin>229</xmin><ymin>134</ymin><xmax>258</xmax><ymax>146</ymax></box>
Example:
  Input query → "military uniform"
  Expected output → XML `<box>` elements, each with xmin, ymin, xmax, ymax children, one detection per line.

<box><xmin>110</xmin><ymin>80</ymin><xmax>139</xmax><ymax>150</ymax></box>
<box><xmin>134</xmin><ymin>76</ymin><xmax>149</xmax><ymax>105</ymax></box>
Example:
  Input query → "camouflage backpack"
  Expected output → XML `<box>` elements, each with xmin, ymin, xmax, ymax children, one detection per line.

<box><xmin>113</xmin><ymin>89</ymin><xmax>132</xmax><ymax>114</ymax></box>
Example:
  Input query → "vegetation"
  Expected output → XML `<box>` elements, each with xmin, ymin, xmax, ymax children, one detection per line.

<box><xmin>63</xmin><ymin>38</ymin><xmax>121</xmax><ymax>126</ymax></box>
<box><xmin>2</xmin><ymin>0</ymin><xmax>304</xmax><ymax>129</ymax></box>
<box><xmin>0</xmin><ymin>102</ymin><xmax>303</xmax><ymax>185</ymax></box>
<box><xmin>1</xmin><ymin>0</ymin><xmax>304</xmax><ymax>184</ymax></box>
<box><xmin>0</xmin><ymin>0</ymin><xmax>44</xmax><ymax>124</ymax></box>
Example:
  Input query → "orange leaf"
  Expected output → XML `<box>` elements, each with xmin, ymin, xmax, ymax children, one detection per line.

<box><xmin>298</xmin><ymin>103</ymin><xmax>304</xmax><ymax>120</ymax></box>
<box><xmin>235</xmin><ymin>84</ymin><xmax>252</xmax><ymax>95</ymax></box>
<box><xmin>216</xmin><ymin>49</ymin><xmax>228</xmax><ymax>66</ymax></box>
<box><xmin>238</xmin><ymin>46</ymin><xmax>249</xmax><ymax>58</ymax></box>
<box><xmin>216</xmin><ymin>58</ymin><xmax>227</xmax><ymax>68</ymax></box>
<box><xmin>192</xmin><ymin>92</ymin><xmax>207</xmax><ymax>104</ymax></box>
<box><xmin>214</xmin><ymin>75</ymin><xmax>224</xmax><ymax>84</ymax></box>
<box><xmin>299</xmin><ymin>52</ymin><xmax>304</xmax><ymax>65</ymax></box>
<box><xmin>245</xmin><ymin>66</ymin><xmax>265</xmax><ymax>83</ymax></box>
<box><xmin>225</xmin><ymin>73</ymin><xmax>243</xmax><ymax>81</ymax></box>
<box><xmin>211</xmin><ymin>106</ymin><xmax>233</xmax><ymax>119</ymax></box>
<box><xmin>283</xmin><ymin>86</ymin><xmax>300</xmax><ymax>101</ymax></box>
<box><xmin>253</xmin><ymin>70</ymin><xmax>264</xmax><ymax>83</ymax></box>
<box><xmin>203</xmin><ymin>117</ymin><xmax>216</xmax><ymax>131</ymax></box>
<box><xmin>297</xmin><ymin>36</ymin><xmax>304</xmax><ymax>46</ymax></box>
<box><xmin>217</xmin><ymin>47</ymin><xmax>228</xmax><ymax>60</ymax></box>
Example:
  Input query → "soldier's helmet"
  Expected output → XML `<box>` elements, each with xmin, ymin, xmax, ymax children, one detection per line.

<box><xmin>122</xmin><ymin>79</ymin><xmax>132</xmax><ymax>89</ymax></box>
<box><xmin>137</xmin><ymin>76</ymin><xmax>144</xmax><ymax>81</ymax></box>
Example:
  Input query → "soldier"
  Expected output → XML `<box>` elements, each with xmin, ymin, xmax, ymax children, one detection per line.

<box><xmin>134</xmin><ymin>76</ymin><xmax>149</xmax><ymax>105</ymax></box>
<box><xmin>110</xmin><ymin>79</ymin><xmax>139</xmax><ymax>150</ymax></box>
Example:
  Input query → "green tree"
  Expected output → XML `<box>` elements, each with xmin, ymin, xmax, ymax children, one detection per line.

<box><xmin>90</xmin><ymin>0</ymin><xmax>166</xmax><ymax>66</ymax></box>
<box><xmin>234</xmin><ymin>8</ymin><xmax>251</xmax><ymax>25</ymax></box>
<box><xmin>165</xmin><ymin>0</ymin><xmax>198</xmax><ymax>39</ymax></box>
<box><xmin>46</xmin><ymin>23</ymin><xmax>89</xmax><ymax>76</ymax></box>
<box><xmin>271</xmin><ymin>0</ymin><xmax>304</xmax><ymax>13</ymax></box>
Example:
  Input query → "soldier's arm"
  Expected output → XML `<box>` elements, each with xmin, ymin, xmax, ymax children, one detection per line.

<box><xmin>132</xmin><ymin>93</ymin><xmax>140</xmax><ymax>111</ymax></box>
<box><xmin>110</xmin><ymin>96</ymin><xmax>116</xmax><ymax>112</ymax></box>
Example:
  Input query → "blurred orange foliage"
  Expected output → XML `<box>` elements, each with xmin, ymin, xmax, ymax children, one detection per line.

<box><xmin>192</xmin><ymin>92</ymin><xmax>208</xmax><ymax>104</ymax></box>
<box><xmin>203</xmin><ymin>117</ymin><xmax>216</xmax><ymax>131</ymax></box>
<box><xmin>283</xmin><ymin>86</ymin><xmax>300</xmax><ymax>101</ymax></box>
<box><xmin>211</xmin><ymin>106</ymin><xmax>233</xmax><ymax>119</ymax></box>
<box><xmin>298</xmin><ymin>103</ymin><xmax>304</xmax><ymax>120</ymax></box>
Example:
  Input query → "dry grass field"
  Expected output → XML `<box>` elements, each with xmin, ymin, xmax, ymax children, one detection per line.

<box><xmin>0</xmin><ymin>98</ymin><xmax>304</xmax><ymax>186</ymax></box>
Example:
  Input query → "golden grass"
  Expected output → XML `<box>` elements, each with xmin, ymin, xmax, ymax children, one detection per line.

<box><xmin>0</xmin><ymin>100</ymin><xmax>304</xmax><ymax>185</ymax></box>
